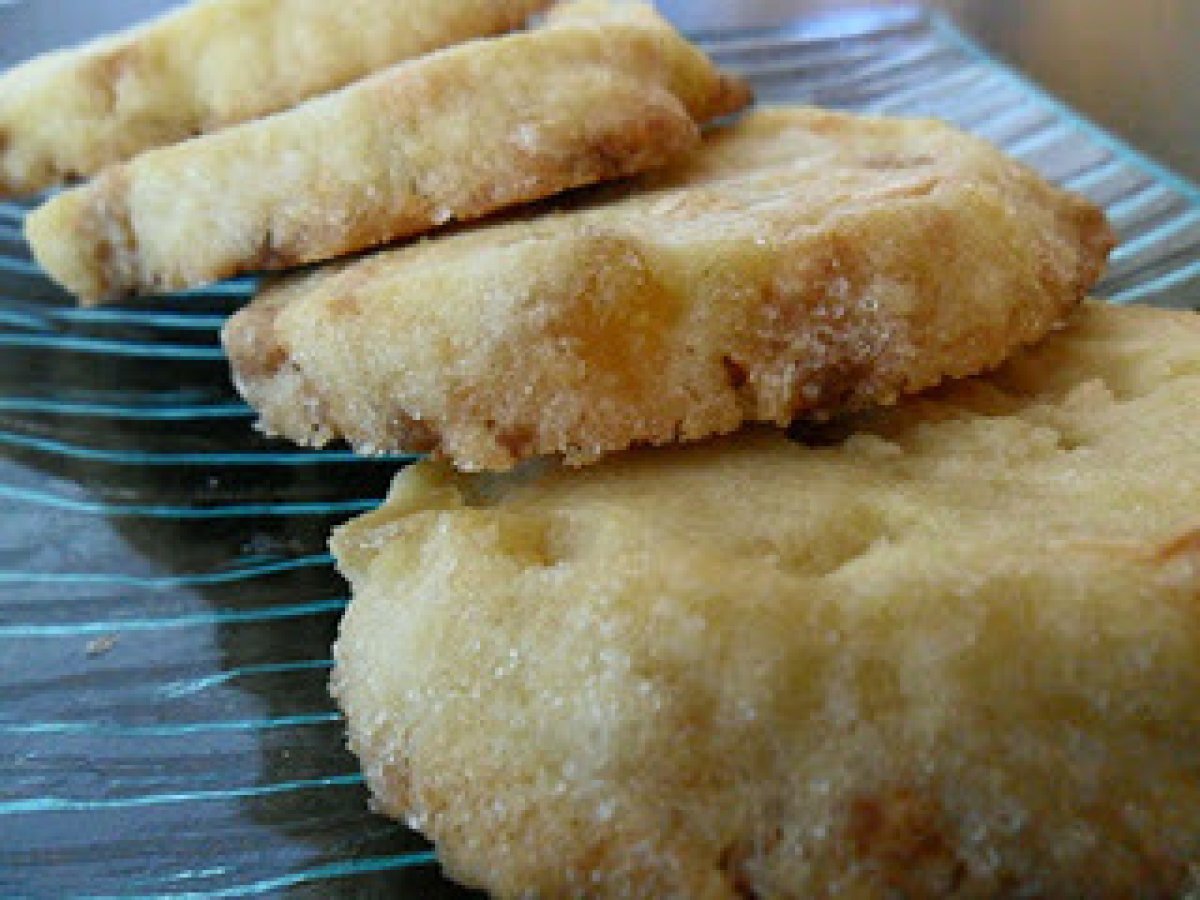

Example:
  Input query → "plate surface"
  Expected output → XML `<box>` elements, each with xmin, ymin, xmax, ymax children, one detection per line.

<box><xmin>2</xmin><ymin>8</ymin><xmax>1199</xmax><ymax>897</ymax></box>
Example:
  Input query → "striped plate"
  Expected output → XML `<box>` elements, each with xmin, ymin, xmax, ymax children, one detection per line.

<box><xmin>2</xmin><ymin>7</ymin><xmax>1198</xmax><ymax>898</ymax></box>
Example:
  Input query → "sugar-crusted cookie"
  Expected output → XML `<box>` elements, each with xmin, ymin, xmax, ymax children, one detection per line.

<box><xmin>226</xmin><ymin>107</ymin><xmax>1112</xmax><ymax>471</ymax></box>
<box><xmin>332</xmin><ymin>301</ymin><xmax>1200</xmax><ymax>897</ymax></box>
<box><xmin>27</xmin><ymin>1</ymin><xmax>750</xmax><ymax>301</ymax></box>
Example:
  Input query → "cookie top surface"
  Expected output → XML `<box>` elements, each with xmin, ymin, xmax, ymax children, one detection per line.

<box><xmin>26</xmin><ymin>0</ymin><xmax>749</xmax><ymax>300</ymax></box>
<box><xmin>0</xmin><ymin>0</ymin><xmax>553</xmax><ymax>197</ymax></box>
<box><xmin>332</xmin><ymin>301</ymin><xmax>1200</xmax><ymax>897</ymax></box>
<box><xmin>225</xmin><ymin>106</ymin><xmax>1113</xmax><ymax>471</ymax></box>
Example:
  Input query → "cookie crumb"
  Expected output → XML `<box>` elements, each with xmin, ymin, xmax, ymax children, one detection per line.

<box><xmin>86</xmin><ymin>635</ymin><xmax>118</xmax><ymax>657</ymax></box>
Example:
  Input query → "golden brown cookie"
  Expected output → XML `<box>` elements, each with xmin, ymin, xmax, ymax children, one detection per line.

<box><xmin>332</xmin><ymin>300</ymin><xmax>1200</xmax><ymax>898</ymax></box>
<box><xmin>26</xmin><ymin>1</ymin><xmax>751</xmax><ymax>301</ymax></box>
<box><xmin>225</xmin><ymin>107</ymin><xmax>1112</xmax><ymax>471</ymax></box>
<box><xmin>0</xmin><ymin>0</ymin><xmax>552</xmax><ymax>197</ymax></box>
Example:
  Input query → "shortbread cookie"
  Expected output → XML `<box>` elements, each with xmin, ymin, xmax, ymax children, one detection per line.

<box><xmin>26</xmin><ymin>1</ymin><xmax>751</xmax><ymax>301</ymax></box>
<box><xmin>0</xmin><ymin>0</ymin><xmax>552</xmax><ymax>196</ymax></box>
<box><xmin>225</xmin><ymin>107</ymin><xmax>1113</xmax><ymax>471</ymax></box>
<box><xmin>332</xmin><ymin>301</ymin><xmax>1200</xmax><ymax>898</ymax></box>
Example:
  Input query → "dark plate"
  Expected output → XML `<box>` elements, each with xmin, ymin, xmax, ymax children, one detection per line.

<box><xmin>2</xmin><ymin>7</ymin><xmax>1198</xmax><ymax>897</ymax></box>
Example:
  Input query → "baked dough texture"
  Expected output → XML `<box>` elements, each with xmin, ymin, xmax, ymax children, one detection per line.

<box><xmin>0</xmin><ymin>0</ymin><xmax>553</xmax><ymax>197</ymax></box>
<box><xmin>332</xmin><ymin>300</ymin><xmax>1200</xmax><ymax>898</ymax></box>
<box><xmin>25</xmin><ymin>1</ymin><xmax>751</xmax><ymax>301</ymax></box>
<box><xmin>225</xmin><ymin>107</ymin><xmax>1113</xmax><ymax>471</ymax></box>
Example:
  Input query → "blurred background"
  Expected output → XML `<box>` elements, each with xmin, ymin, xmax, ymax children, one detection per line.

<box><xmin>2</xmin><ymin>0</ymin><xmax>1197</xmax><ymax>180</ymax></box>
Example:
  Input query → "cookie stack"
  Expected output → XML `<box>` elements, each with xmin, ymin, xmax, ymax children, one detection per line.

<box><xmin>11</xmin><ymin>2</ymin><xmax>1200</xmax><ymax>896</ymax></box>
<box><xmin>0</xmin><ymin>0</ymin><xmax>557</xmax><ymax>198</ymax></box>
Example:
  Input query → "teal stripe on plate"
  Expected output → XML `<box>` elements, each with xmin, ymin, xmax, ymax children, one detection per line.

<box><xmin>0</xmin><ymin>332</ymin><xmax>226</xmax><ymax>360</ymax></box>
<box><xmin>0</xmin><ymin>597</ymin><xmax>347</xmax><ymax>637</ymax></box>
<box><xmin>0</xmin><ymin>398</ymin><xmax>252</xmax><ymax>419</ymax></box>
<box><xmin>0</xmin><ymin>554</ymin><xmax>333</xmax><ymax>589</ymax></box>
<box><xmin>0</xmin><ymin>773</ymin><xmax>365</xmax><ymax>816</ymax></box>
<box><xmin>159</xmin><ymin>660</ymin><xmax>334</xmax><ymax>698</ymax></box>
<box><xmin>85</xmin><ymin>853</ymin><xmax>440</xmax><ymax>900</ymax></box>
<box><xmin>0</xmin><ymin>712</ymin><xmax>340</xmax><ymax>737</ymax></box>
<box><xmin>0</xmin><ymin>429</ymin><xmax>416</xmax><ymax>466</ymax></box>
<box><xmin>0</xmin><ymin>483</ymin><xmax>380</xmax><ymax>518</ymax></box>
<box><xmin>38</xmin><ymin>307</ymin><xmax>229</xmax><ymax>330</ymax></box>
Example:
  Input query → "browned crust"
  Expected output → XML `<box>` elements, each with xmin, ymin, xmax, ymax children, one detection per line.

<box><xmin>1152</xmin><ymin>529</ymin><xmax>1200</xmax><ymax>564</ymax></box>
<box><xmin>225</xmin><ymin>287</ymin><xmax>442</xmax><ymax>453</ymax></box>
